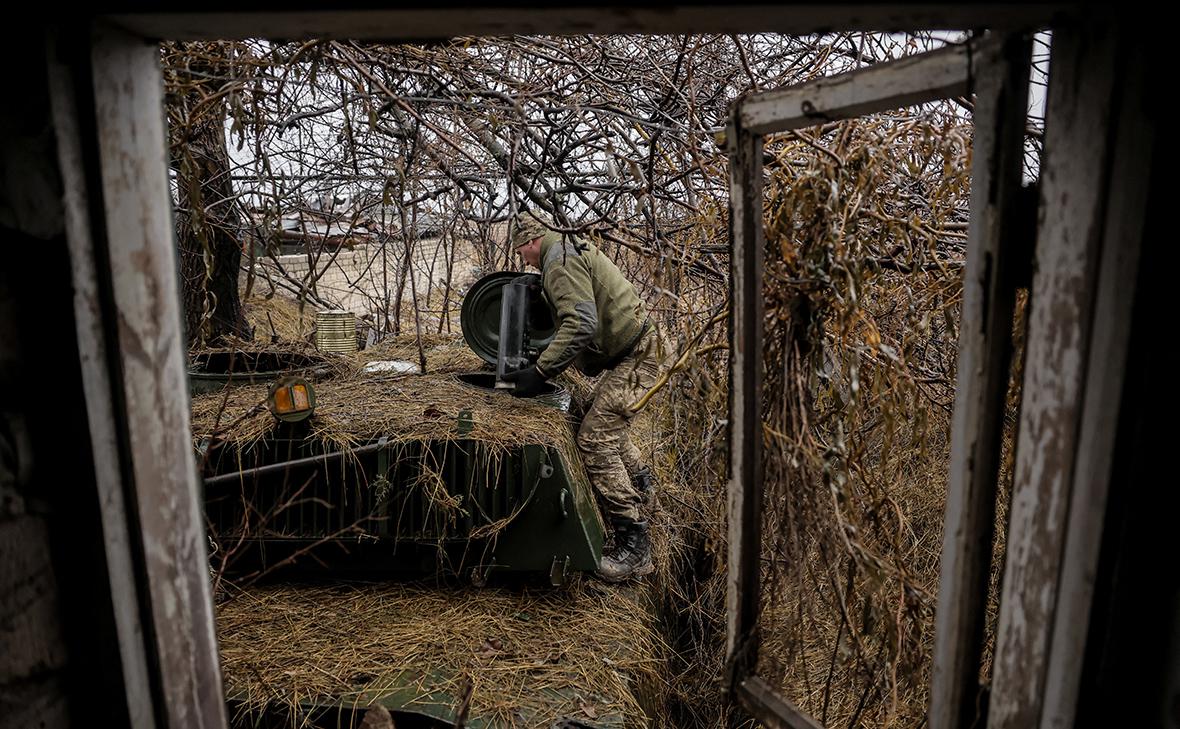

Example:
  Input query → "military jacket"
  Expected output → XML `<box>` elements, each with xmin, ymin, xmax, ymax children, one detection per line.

<box><xmin>535</xmin><ymin>232</ymin><xmax>647</xmax><ymax>376</ymax></box>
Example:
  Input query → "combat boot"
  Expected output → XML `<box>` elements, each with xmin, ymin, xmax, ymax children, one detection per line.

<box><xmin>597</xmin><ymin>517</ymin><xmax>654</xmax><ymax>583</ymax></box>
<box><xmin>632</xmin><ymin>466</ymin><xmax>657</xmax><ymax>505</ymax></box>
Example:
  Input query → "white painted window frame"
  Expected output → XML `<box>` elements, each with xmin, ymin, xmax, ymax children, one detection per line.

<box><xmin>724</xmin><ymin>33</ymin><xmax>1035</xmax><ymax>729</ymax></box>
<box><xmin>726</xmin><ymin>18</ymin><xmax>1152</xmax><ymax>729</ymax></box>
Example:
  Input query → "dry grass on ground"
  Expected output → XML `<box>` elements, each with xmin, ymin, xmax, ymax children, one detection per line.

<box><xmin>218</xmin><ymin>580</ymin><xmax>670</xmax><ymax>727</ymax></box>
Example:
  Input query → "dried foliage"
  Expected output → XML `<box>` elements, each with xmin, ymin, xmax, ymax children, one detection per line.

<box><xmin>754</xmin><ymin>114</ymin><xmax>974</xmax><ymax>726</ymax></box>
<box><xmin>203</xmin><ymin>344</ymin><xmax>688</xmax><ymax>728</ymax></box>
<box><xmin>191</xmin><ymin>366</ymin><xmax>574</xmax><ymax>456</ymax></box>
<box><xmin>166</xmin><ymin>29</ymin><xmax>1038</xmax><ymax>729</ymax></box>
<box><xmin>354</xmin><ymin>333</ymin><xmax>485</xmax><ymax>375</ymax></box>
<box><xmin>243</xmin><ymin>292</ymin><xmax>317</xmax><ymax>341</ymax></box>
<box><xmin>217</xmin><ymin>581</ymin><xmax>669</xmax><ymax>727</ymax></box>
<box><xmin>161</xmin><ymin>34</ymin><xmax>967</xmax><ymax>343</ymax></box>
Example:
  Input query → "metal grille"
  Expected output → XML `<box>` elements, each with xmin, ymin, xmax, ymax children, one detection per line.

<box><xmin>204</xmin><ymin>439</ymin><xmax>530</xmax><ymax>543</ymax></box>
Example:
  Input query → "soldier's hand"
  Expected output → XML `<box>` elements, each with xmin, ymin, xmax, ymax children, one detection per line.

<box><xmin>501</xmin><ymin>365</ymin><xmax>548</xmax><ymax>397</ymax></box>
<box><xmin>511</xmin><ymin>273</ymin><xmax>542</xmax><ymax>294</ymax></box>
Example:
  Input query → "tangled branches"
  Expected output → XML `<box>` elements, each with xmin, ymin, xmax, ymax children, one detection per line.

<box><xmin>160</xmin><ymin>34</ymin><xmax>968</xmax><ymax>348</ymax></box>
<box><xmin>160</xmin><ymin>31</ymin><xmax>1014</xmax><ymax>728</ymax></box>
<box><xmin>756</xmin><ymin>112</ymin><xmax>974</xmax><ymax>727</ymax></box>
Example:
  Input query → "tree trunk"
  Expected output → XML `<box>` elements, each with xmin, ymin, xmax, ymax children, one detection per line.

<box><xmin>170</xmin><ymin>44</ymin><xmax>252</xmax><ymax>349</ymax></box>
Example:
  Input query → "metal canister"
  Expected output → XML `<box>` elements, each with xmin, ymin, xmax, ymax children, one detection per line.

<box><xmin>315</xmin><ymin>310</ymin><xmax>357</xmax><ymax>353</ymax></box>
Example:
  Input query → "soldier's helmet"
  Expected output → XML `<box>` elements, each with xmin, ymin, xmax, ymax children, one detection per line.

<box><xmin>510</xmin><ymin>213</ymin><xmax>551</xmax><ymax>248</ymax></box>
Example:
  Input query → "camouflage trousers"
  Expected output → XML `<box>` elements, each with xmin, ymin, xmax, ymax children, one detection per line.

<box><xmin>576</xmin><ymin>328</ymin><xmax>666</xmax><ymax>522</ymax></box>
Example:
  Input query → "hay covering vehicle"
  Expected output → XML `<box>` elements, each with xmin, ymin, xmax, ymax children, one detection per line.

<box><xmin>195</xmin><ymin>272</ymin><xmax>605</xmax><ymax>585</ymax></box>
<box><xmin>192</xmin><ymin>277</ymin><xmax>668</xmax><ymax>727</ymax></box>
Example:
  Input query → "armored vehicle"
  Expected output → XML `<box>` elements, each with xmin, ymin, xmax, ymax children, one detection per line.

<box><xmin>196</xmin><ymin>272</ymin><xmax>605</xmax><ymax>586</ymax></box>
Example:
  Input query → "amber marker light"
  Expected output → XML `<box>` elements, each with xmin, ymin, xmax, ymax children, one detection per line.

<box><xmin>267</xmin><ymin>376</ymin><xmax>316</xmax><ymax>423</ymax></box>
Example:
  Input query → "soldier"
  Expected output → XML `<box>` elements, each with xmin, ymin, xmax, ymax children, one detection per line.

<box><xmin>503</xmin><ymin>214</ymin><xmax>664</xmax><ymax>582</ymax></box>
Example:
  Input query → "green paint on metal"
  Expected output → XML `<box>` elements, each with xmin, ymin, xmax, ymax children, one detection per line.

<box><xmin>456</xmin><ymin>409</ymin><xmax>474</xmax><ymax>435</ymax></box>
<box><xmin>204</xmin><ymin>440</ymin><xmax>605</xmax><ymax>578</ymax></box>
<box><xmin>488</xmin><ymin>444</ymin><xmax>605</xmax><ymax>574</ymax></box>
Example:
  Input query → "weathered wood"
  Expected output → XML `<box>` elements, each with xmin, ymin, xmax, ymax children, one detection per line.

<box><xmin>738</xmin><ymin>40</ymin><xmax>976</xmax><ymax>135</ymax></box>
<box><xmin>724</xmin><ymin>33</ymin><xmax>1028</xmax><ymax>729</ymax></box>
<box><xmin>987</xmin><ymin>21</ymin><xmax>1121</xmax><ymax>729</ymax></box>
<box><xmin>1039</xmin><ymin>31</ymin><xmax>1153</xmax><ymax>729</ymax></box>
<box><xmin>90</xmin><ymin>23</ymin><xmax>227</xmax><ymax>729</ymax></box>
<box><xmin>725</xmin><ymin>118</ymin><xmax>764</xmax><ymax>676</ymax></box>
<box><xmin>928</xmin><ymin>32</ymin><xmax>1030</xmax><ymax>729</ymax></box>
<box><xmin>109</xmin><ymin>6</ymin><xmax>1066</xmax><ymax>42</ymax></box>
<box><xmin>45</xmin><ymin>31</ymin><xmax>160</xmax><ymax>729</ymax></box>
<box><xmin>737</xmin><ymin>677</ymin><xmax>826</xmax><ymax>729</ymax></box>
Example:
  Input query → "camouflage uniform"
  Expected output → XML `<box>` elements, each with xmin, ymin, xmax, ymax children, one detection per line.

<box><xmin>573</xmin><ymin>327</ymin><xmax>664</xmax><ymax>521</ymax></box>
<box><xmin>530</xmin><ymin>231</ymin><xmax>665</xmax><ymax>521</ymax></box>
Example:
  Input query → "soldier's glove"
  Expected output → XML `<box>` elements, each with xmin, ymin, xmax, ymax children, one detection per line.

<box><xmin>501</xmin><ymin>365</ymin><xmax>548</xmax><ymax>397</ymax></box>
<box><xmin>511</xmin><ymin>273</ymin><xmax>542</xmax><ymax>294</ymax></box>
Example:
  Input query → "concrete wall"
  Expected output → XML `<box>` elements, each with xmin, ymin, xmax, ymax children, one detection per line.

<box><xmin>250</xmin><ymin>236</ymin><xmax>490</xmax><ymax>330</ymax></box>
